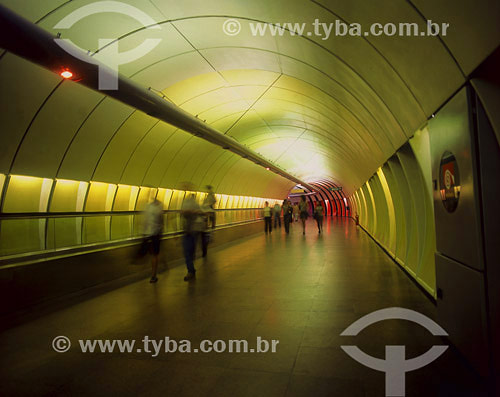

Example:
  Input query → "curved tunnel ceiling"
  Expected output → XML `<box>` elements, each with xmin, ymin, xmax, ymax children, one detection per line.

<box><xmin>0</xmin><ymin>0</ymin><xmax>499</xmax><ymax>198</ymax></box>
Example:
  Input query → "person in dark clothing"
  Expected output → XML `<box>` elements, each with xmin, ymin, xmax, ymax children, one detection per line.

<box><xmin>314</xmin><ymin>200</ymin><xmax>324</xmax><ymax>234</ymax></box>
<box><xmin>282</xmin><ymin>199</ymin><xmax>293</xmax><ymax>234</ymax></box>
<box><xmin>299</xmin><ymin>195</ymin><xmax>309</xmax><ymax>235</ymax></box>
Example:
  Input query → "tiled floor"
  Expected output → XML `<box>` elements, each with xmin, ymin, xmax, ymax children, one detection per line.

<box><xmin>0</xmin><ymin>218</ymin><xmax>485</xmax><ymax>396</ymax></box>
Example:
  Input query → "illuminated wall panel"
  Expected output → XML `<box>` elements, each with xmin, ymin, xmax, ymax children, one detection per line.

<box><xmin>213</xmin><ymin>194</ymin><xmax>222</xmax><ymax>209</ymax></box>
<box><xmin>85</xmin><ymin>182</ymin><xmax>117</xmax><ymax>212</ymax></box>
<box><xmin>50</xmin><ymin>180</ymin><xmax>89</xmax><ymax>212</ymax></box>
<box><xmin>169</xmin><ymin>190</ymin><xmax>185</xmax><ymax>210</ymax></box>
<box><xmin>3</xmin><ymin>175</ymin><xmax>53</xmax><ymax>213</ymax></box>
<box><xmin>113</xmin><ymin>185</ymin><xmax>139</xmax><ymax>211</ymax></box>
<box><xmin>227</xmin><ymin>195</ymin><xmax>234</xmax><ymax>209</ymax></box>
<box><xmin>220</xmin><ymin>194</ymin><xmax>229</xmax><ymax>209</ymax></box>
<box><xmin>158</xmin><ymin>188</ymin><xmax>173</xmax><ymax>210</ymax></box>
<box><xmin>135</xmin><ymin>187</ymin><xmax>157</xmax><ymax>211</ymax></box>
<box><xmin>352</xmin><ymin>138</ymin><xmax>437</xmax><ymax>297</ymax></box>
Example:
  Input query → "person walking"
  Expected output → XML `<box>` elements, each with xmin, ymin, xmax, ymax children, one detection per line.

<box><xmin>203</xmin><ymin>185</ymin><xmax>217</xmax><ymax>229</ymax></box>
<box><xmin>181</xmin><ymin>193</ymin><xmax>204</xmax><ymax>281</ymax></box>
<box><xmin>299</xmin><ymin>195</ymin><xmax>309</xmax><ymax>235</ymax></box>
<box><xmin>282</xmin><ymin>199</ymin><xmax>293</xmax><ymax>234</ymax></box>
<box><xmin>273</xmin><ymin>202</ymin><xmax>282</xmax><ymax>229</ymax></box>
<box><xmin>144</xmin><ymin>198</ymin><xmax>163</xmax><ymax>283</ymax></box>
<box><xmin>293</xmin><ymin>203</ymin><xmax>299</xmax><ymax>222</ymax></box>
<box><xmin>200</xmin><ymin>203</ymin><xmax>211</xmax><ymax>258</ymax></box>
<box><xmin>314</xmin><ymin>200</ymin><xmax>324</xmax><ymax>234</ymax></box>
<box><xmin>263</xmin><ymin>201</ymin><xmax>272</xmax><ymax>234</ymax></box>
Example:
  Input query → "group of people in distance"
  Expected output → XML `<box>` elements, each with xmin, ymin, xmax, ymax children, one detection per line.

<box><xmin>263</xmin><ymin>195</ymin><xmax>324</xmax><ymax>236</ymax></box>
<box><xmin>143</xmin><ymin>185</ymin><xmax>217</xmax><ymax>284</ymax></box>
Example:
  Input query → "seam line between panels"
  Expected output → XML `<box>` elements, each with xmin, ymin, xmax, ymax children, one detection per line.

<box><xmin>8</xmin><ymin>80</ymin><xmax>65</xmax><ymax>175</ymax></box>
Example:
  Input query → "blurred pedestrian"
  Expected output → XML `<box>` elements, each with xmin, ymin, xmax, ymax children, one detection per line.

<box><xmin>282</xmin><ymin>199</ymin><xmax>293</xmax><ymax>234</ymax></box>
<box><xmin>314</xmin><ymin>200</ymin><xmax>324</xmax><ymax>234</ymax></box>
<box><xmin>273</xmin><ymin>202</ymin><xmax>282</xmax><ymax>228</ymax></box>
<box><xmin>181</xmin><ymin>193</ymin><xmax>204</xmax><ymax>281</ymax></box>
<box><xmin>203</xmin><ymin>185</ymin><xmax>217</xmax><ymax>229</ymax></box>
<box><xmin>200</xmin><ymin>203</ymin><xmax>211</xmax><ymax>258</ymax></box>
<box><xmin>299</xmin><ymin>195</ymin><xmax>309</xmax><ymax>235</ymax></box>
<box><xmin>293</xmin><ymin>203</ymin><xmax>299</xmax><ymax>222</ymax></box>
<box><xmin>144</xmin><ymin>198</ymin><xmax>163</xmax><ymax>283</ymax></box>
<box><xmin>263</xmin><ymin>201</ymin><xmax>272</xmax><ymax>234</ymax></box>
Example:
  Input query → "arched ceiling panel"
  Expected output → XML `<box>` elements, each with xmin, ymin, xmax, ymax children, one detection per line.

<box><xmin>411</xmin><ymin>0</ymin><xmax>500</xmax><ymax>74</ymax></box>
<box><xmin>0</xmin><ymin>54</ymin><xmax>61</xmax><ymax>173</ymax></box>
<box><xmin>58</xmin><ymin>98</ymin><xmax>134</xmax><ymax>181</ymax></box>
<box><xmin>162</xmin><ymin>137</ymin><xmax>221</xmax><ymax>187</ymax></box>
<box><xmin>11</xmin><ymin>81</ymin><xmax>103</xmax><ymax>178</ymax></box>
<box><xmin>141</xmin><ymin>128</ymin><xmax>192</xmax><ymax>187</ymax></box>
<box><xmin>120</xmin><ymin>121</ymin><xmax>177</xmax><ymax>186</ymax></box>
<box><xmin>93</xmin><ymin>110</ymin><xmax>157</xmax><ymax>182</ymax></box>
<box><xmin>209</xmin><ymin>111</ymin><xmax>247</xmax><ymax>133</ymax></box>
<box><xmin>215</xmin><ymin>157</ymin><xmax>293</xmax><ymax>198</ymax></box>
<box><xmin>131</xmin><ymin>52</ymin><xmax>215</xmax><ymax>90</ymax></box>
<box><xmin>315</xmin><ymin>0</ymin><xmax>465</xmax><ymax>112</ymax></box>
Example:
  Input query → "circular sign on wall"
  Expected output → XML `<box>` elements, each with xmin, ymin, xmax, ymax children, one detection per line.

<box><xmin>439</xmin><ymin>151</ymin><xmax>460</xmax><ymax>212</ymax></box>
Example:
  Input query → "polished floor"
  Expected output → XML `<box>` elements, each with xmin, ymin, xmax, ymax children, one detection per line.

<box><xmin>0</xmin><ymin>218</ymin><xmax>484</xmax><ymax>396</ymax></box>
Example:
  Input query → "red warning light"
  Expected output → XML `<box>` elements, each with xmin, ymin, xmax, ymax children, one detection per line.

<box><xmin>60</xmin><ymin>69</ymin><xmax>73</xmax><ymax>79</ymax></box>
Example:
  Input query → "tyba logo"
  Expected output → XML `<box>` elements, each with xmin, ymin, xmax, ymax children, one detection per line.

<box><xmin>53</xmin><ymin>1</ymin><xmax>162</xmax><ymax>90</ymax></box>
<box><xmin>340</xmin><ymin>307</ymin><xmax>448</xmax><ymax>396</ymax></box>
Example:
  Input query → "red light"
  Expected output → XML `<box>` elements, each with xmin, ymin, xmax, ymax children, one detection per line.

<box><xmin>60</xmin><ymin>70</ymin><xmax>73</xmax><ymax>79</ymax></box>
<box><xmin>266</xmin><ymin>167</ymin><xmax>270</xmax><ymax>170</ymax></box>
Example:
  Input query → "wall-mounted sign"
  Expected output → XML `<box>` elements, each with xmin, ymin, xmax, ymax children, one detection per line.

<box><xmin>290</xmin><ymin>189</ymin><xmax>305</xmax><ymax>194</ymax></box>
<box><xmin>439</xmin><ymin>151</ymin><xmax>460</xmax><ymax>213</ymax></box>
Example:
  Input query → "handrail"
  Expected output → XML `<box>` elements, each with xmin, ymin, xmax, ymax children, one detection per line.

<box><xmin>0</xmin><ymin>207</ymin><xmax>262</xmax><ymax>220</ymax></box>
<box><xmin>0</xmin><ymin>215</ymin><xmax>263</xmax><ymax>267</ymax></box>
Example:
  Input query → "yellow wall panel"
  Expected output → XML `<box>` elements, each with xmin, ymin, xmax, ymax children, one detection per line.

<box><xmin>86</xmin><ymin>182</ymin><xmax>117</xmax><ymax>212</ymax></box>
<box><xmin>220</xmin><ymin>194</ymin><xmax>229</xmax><ymax>209</ymax></box>
<box><xmin>113</xmin><ymin>185</ymin><xmax>139</xmax><ymax>211</ymax></box>
<box><xmin>377</xmin><ymin>168</ymin><xmax>396</xmax><ymax>255</ymax></box>
<box><xmin>227</xmin><ymin>195</ymin><xmax>234</xmax><ymax>209</ymax></box>
<box><xmin>169</xmin><ymin>190</ymin><xmax>185</xmax><ymax>210</ymax></box>
<box><xmin>136</xmin><ymin>187</ymin><xmax>157</xmax><ymax>211</ymax></box>
<box><xmin>3</xmin><ymin>175</ymin><xmax>53</xmax><ymax>213</ymax></box>
<box><xmin>159</xmin><ymin>188</ymin><xmax>173</xmax><ymax>209</ymax></box>
<box><xmin>50</xmin><ymin>180</ymin><xmax>89</xmax><ymax>212</ymax></box>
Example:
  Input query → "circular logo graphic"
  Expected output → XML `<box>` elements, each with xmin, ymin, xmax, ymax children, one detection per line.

<box><xmin>439</xmin><ymin>151</ymin><xmax>460</xmax><ymax>213</ymax></box>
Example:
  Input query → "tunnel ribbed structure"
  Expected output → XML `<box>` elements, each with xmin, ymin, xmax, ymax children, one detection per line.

<box><xmin>1</xmin><ymin>0</ymin><xmax>498</xmax><ymax>198</ymax></box>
